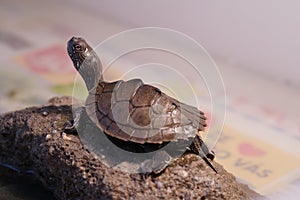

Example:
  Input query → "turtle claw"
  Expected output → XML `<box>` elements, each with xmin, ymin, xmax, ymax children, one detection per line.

<box><xmin>207</xmin><ymin>150</ymin><xmax>215</xmax><ymax>160</ymax></box>
<box><xmin>64</xmin><ymin>120</ymin><xmax>78</xmax><ymax>134</ymax></box>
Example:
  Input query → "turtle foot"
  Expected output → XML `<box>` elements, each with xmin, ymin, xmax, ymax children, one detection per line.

<box><xmin>63</xmin><ymin>106</ymin><xmax>85</xmax><ymax>134</ymax></box>
<box><xmin>63</xmin><ymin>120</ymin><xmax>78</xmax><ymax>134</ymax></box>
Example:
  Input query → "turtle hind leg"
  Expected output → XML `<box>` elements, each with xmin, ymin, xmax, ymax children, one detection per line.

<box><xmin>189</xmin><ymin>135</ymin><xmax>218</xmax><ymax>173</ymax></box>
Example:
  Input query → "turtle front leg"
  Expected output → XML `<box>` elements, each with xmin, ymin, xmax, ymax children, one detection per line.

<box><xmin>64</xmin><ymin>106</ymin><xmax>85</xmax><ymax>134</ymax></box>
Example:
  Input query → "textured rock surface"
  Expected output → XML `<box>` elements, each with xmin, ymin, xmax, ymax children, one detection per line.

<box><xmin>0</xmin><ymin>96</ymin><xmax>264</xmax><ymax>200</ymax></box>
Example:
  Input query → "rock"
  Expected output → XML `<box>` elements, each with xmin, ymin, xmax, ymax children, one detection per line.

<box><xmin>0</xmin><ymin>96</ymin><xmax>264</xmax><ymax>200</ymax></box>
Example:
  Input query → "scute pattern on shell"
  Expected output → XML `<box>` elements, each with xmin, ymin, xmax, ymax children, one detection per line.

<box><xmin>85</xmin><ymin>79</ymin><xmax>207</xmax><ymax>144</ymax></box>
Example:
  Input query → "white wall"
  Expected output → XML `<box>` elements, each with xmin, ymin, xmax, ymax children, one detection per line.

<box><xmin>73</xmin><ymin>0</ymin><xmax>300</xmax><ymax>87</ymax></box>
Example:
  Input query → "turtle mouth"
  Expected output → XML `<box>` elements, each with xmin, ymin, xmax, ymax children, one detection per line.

<box><xmin>67</xmin><ymin>48</ymin><xmax>85</xmax><ymax>71</ymax></box>
<box><xmin>67</xmin><ymin>49</ymin><xmax>79</xmax><ymax>69</ymax></box>
<box><xmin>68</xmin><ymin>54</ymin><xmax>83</xmax><ymax>72</ymax></box>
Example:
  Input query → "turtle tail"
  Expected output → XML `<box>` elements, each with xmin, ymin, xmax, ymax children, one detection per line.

<box><xmin>189</xmin><ymin>135</ymin><xmax>218</xmax><ymax>173</ymax></box>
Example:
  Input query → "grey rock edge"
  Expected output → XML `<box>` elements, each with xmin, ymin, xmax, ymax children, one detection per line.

<box><xmin>0</xmin><ymin>96</ymin><xmax>264</xmax><ymax>200</ymax></box>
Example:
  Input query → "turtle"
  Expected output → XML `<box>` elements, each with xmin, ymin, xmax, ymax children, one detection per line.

<box><xmin>66</xmin><ymin>36</ymin><xmax>217</xmax><ymax>173</ymax></box>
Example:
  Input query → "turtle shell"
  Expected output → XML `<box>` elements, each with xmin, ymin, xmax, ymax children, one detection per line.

<box><xmin>85</xmin><ymin>78</ymin><xmax>207</xmax><ymax>144</ymax></box>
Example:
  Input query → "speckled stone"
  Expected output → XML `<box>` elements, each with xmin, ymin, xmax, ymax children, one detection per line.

<box><xmin>0</xmin><ymin>96</ymin><xmax>264</xmax><ymax>200</ymax></box>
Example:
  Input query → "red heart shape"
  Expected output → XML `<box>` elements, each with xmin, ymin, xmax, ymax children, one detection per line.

<box><xmin>238</xmin><ymin>142</ymin><xmax>265</xmax><ymax>157</ymax></box>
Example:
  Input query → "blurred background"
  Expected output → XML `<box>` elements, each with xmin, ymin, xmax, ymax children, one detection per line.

<box><xmin>1</xmin><ymin>0</ymin><xmax>300</xmax><ymax>199</ymax></box>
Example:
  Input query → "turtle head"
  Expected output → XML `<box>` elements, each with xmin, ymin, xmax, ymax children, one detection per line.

<box><xmin>67</xmin><ymin>37</ymin><xmax>103</xmax><ymax>91</ymax></box>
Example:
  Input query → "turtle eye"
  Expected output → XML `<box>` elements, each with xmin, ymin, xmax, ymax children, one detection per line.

<box><xmin>74</xmin><ymin>44</ymin><xmax>82</xmax><ymax>51</ymax></box>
